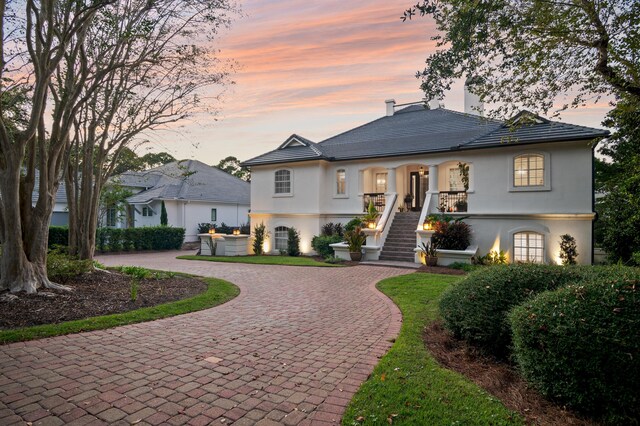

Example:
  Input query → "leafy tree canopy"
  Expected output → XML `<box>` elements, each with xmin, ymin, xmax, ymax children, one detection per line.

<box><xmin>404</xmin><ymin>0</ymin><xmax>640</xmax><ymax>117</ymax></box>
<box><xmin>111</xmin><ymin>148</ymin><xmax>176</xmax><ymax>175</ymax></box>
<box><xmin>216</xmin><ymin>156</ymin><xmax>250</xmax><ymax>181</ymax></box>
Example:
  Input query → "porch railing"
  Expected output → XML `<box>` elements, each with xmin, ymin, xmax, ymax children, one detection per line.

<box><xmin>438</xmin><ymin>191</ymin><xmax>468</xmax><ymax>212</ymax></box>
<box><xmin>363</xmin><ymin>193</ymin><xmax>386</xmax><ymax>212</ymax></box>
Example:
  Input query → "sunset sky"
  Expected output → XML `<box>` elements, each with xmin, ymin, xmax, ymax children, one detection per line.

<box><xmin>146</xmin><ymin>0</ymin><xmax>612</xmax><ymax>164</ymax></box>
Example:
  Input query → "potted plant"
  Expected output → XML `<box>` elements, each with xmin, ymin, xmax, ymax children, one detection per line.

<box><xmin>362</xmin><ymin>200</ymin><xmax>380</xmax><ymax>228</ymax></box>
<box><xmin>419</xmin><ymin>241</ymin><xmax>438</xmax><ymax>266</ymax></box>
<box><xmin>404</xmin><ymin>193</ymin><xmax>413</xmax><ymax>210</ymax></box>
<box><xmin>344</xmin><ymin>226</ymin><xmax>367</xmax><ymax>261</ymax></box>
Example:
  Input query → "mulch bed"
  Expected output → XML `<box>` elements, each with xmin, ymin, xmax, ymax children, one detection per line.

<box><xmin>424</xmin><ymin>321</ymin><xmax>598</xmax><ymax>425</ymax></box>
<box><xmin>0</xmin><ymin>270</ymin><xmax>206</xmax><ymax>330</ymax></box>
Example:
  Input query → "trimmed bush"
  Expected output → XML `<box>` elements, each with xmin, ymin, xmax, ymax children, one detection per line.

<box><xmin>47</xmin><ymin>249</ymin><xmax>93</xmax><ymax>283</ymax></box>
<box><xmin>96</xmin><ymin>226</ymin><xmax>184</xmax><ymax>252</ymax></box>
<box><xmin>287</xmin><ymin>227</ymin><xmax>301</xmax><ymax>257</ymax></box>
<box><xmin>509</xmin><ymin>267</ymin><xmax>640</xmax><ymax>422</ymax></box>
<box><xmin>432</xmin><ymin>220</ymin><xmax>471</xmax><ymax>250</ymax></box>
<box><xmin>439</xmin><ymin>264</ymin><xmax>591</xmax><ymax>357</ymax></box>
<box><xmin>311</xmin><ymin>235</ymin><xmax>342</xmax><ymax>258</ymax></box>
<box><xmin>48</xmin><ymin>226</ymin><xmax>69</xmax><ymax>247</ymax></box>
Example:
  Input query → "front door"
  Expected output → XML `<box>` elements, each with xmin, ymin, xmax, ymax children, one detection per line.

<box><xmin>409</xmin><ymin>172</ymin><xmax>422</xmax><ymax>211</ymax></box>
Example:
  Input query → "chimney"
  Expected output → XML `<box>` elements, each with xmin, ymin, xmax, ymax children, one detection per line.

<box><xmin>427</xmin><ymin>98</ymin><xmax>442</xmax><ymax>110</ymax></box>
<box><xmin>385</xmin><ymin>99</ymin><xmax>396</xmax><ymax>116</ymax></box>
<box><xmin>464</xmin><ymin>77</ymin><xmax>484</xmax><ymax>116</ymax></box>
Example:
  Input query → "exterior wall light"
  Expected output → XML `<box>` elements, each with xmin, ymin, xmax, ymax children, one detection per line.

<box><xmin>367</xmin><ymin>221</ymin><xmax>376</xmax><ymax>229</ymax></box>
<box><xmin>233</xmin><ymin>228</ymin><xmax>241</xmax><ymax>235</ymax></box>
<box><xmin>419</xmin><ymin>166</ymin><xmax>425</xmax><ymax>176</ymax></box>
<box><xmin>423</xmin><ymin>221</ymin><xmax>432</xmax><ymax>230</ymax></box>
<box><xmin>208</xmin><ymin>228</ymin><xmax>216</xmax><ymax>235</ymax></box>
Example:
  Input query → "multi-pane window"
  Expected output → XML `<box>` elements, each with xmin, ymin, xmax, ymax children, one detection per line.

<box><xmin>449</xmin><ymin>168</ymin><xmax>465</xmax><ymax>191</ymax></box>
<box><xmin>142</xmin><ymin>206</ymin><xmax>153</xmax><ymax>217</ymax></box>
<box><xmin>375</xmin><ymin>173</ymin><xmax>387</xmax><ymax>193</ymax></box>
<box><xmin>106</xmin><ymin>207</ymin><xmax>117</xmax><ymax>227</ymax></box>
<box><xmin>336</xmin><ymin>169</ymin><xmax>346</xmax><ymax>195</ymax></box>
<box><xmin>275</xmin><ymin>170</ymin><xmax>291</xmax><ymax>194</ymax></box>
<box><xmin>514</xmin><ymin>232</ymin><xmax>544</xmax><ymax>263</ymax></box>
<box><xmin>514</xmin><ymin>154</ymin><xmax>544</xmax><ymax>187</ymax></box>
<box><xmin>274</xmin><ymin>226</ymin><xmax>289</xmax><ymax>251</ymax></box>
<box><xmin>211</xmin><ymin>208</ymin><xmax>217</xmax><ymax>222</ymax></box>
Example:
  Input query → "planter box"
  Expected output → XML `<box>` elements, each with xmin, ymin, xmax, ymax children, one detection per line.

<box><xmin>330</xmin><ymin>242</ymin><xmax>381</xmax><ymax>261</ymax></box>
<box><xmin>435</xmin><ymin>245</ymin><xmax>478</xmax><ymax>266</ymax></box>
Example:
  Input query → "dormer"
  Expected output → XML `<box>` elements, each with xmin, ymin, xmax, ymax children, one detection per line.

<box><xmin>278</xmin><ymin>134</ymin><xmax>316</xmax><ymax>149</ymax></box>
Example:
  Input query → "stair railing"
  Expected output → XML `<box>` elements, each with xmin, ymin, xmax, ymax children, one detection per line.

<box><xmin>376</xmin><ymin>193</ymin><xmax>398</xmax><ymax>248</ymax></box>
<box><xmin>416</xmin><ymin>191</ymin><xmax>432</xmax><ymax>232</ymax></box>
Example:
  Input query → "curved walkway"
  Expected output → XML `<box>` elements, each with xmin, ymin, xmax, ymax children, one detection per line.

<box><xmin>0</xmin><ymin>252</ymin><xmax>409</xmax><ymax>426</ymax></box>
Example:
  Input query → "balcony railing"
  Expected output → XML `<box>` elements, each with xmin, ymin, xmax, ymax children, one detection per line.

<box><xmin>363</xmin><ymin>193</ymin><xmax>386</xmax><ymax>212</ymax></box>
<box><xmin>438</xmin><ymin>191</ymin><xmax>468</xmax><ymax>212</ymax></box>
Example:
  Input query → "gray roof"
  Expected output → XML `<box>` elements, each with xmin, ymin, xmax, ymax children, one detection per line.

<box><xmin>32</xmin><ymin>170</ymin><xmax>67</xmax><ymax>204</ymax></box>
<box><xmin>118</xmin><ymin>160</ymin><xmax>250</xmax><ymax>205</ymax></box>
<box><xmin>244</xmin><ymin>105</ymin><xmax>609</xmax><ymax>166</ymax></box>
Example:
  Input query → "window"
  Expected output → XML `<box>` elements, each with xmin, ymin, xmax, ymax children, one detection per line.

<box><xmin>275</xmin><ymin>170</ymin><xmax>291</xmax><ymax>194</ymax></box>
<box><xmin>336</xmin><ymin>169</ymin><xmax>346</xmax><ymax>195</ymax></box>
<box><xmin>106</xmin><ymin>207</ymin><xmax>117</xmax><ymax>227</ymax></box>
<box><xmin>274</xmin><ymin>226</ymin><xmax>289</xmax><ymax>251</ymax></box>
<box><xmin>211</xmin><ymin>208</ymin><xmax>217</xmax><ymax>222</ymax></box>
<box><xmin>375</xmin><ymin>173</ymin><xmax>387</xmax><ymax>193</ymax></box>
<box><xmin>514</xmin><ymin>232</ymin><xmax>544</xmax><ymax>263</ymax></box>
<box><xmin>449</xmin><ymin>168</ymin><xmax>465</xmax><ymax>191</ymax></box>
<box><xmin>514</xmin><ymin>154</ymin><xmax>544</xmax><ymax>187</ymax></box>
<box><xmin>142</xmin><ymin>206</ymin><xmax>153</xmax><ymax>217</ymax></box>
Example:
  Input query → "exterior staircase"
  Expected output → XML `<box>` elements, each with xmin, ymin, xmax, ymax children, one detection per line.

<box><xmin>379</xmin><ymin>211</ymin><xmax>421</xmax><ymax>262</ymax></box>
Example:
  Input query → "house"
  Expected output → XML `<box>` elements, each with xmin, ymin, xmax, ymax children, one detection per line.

<box><xmin>31</xmin><ymin>170</ymin><xmax>69</xmax><ymax>226</ymax></box>
<box><xmin>107</xmin><ymin>160</ymin><xmax>250</xmax><ymax>242</ymax></box>
<box><xmin>244</xmin><ymin>84</ymin><xmax>608</xmax><ymax>264</ymax></box>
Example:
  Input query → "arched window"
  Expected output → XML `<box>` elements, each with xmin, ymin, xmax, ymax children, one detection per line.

<box><xmin>336</xmin><ymin>169</ymin><xmax>346</xmax><ymax>195</ymax></box>
<box><xmin>274</xmin><ymin>226</ymin><xmax>289</xmax><ymax>251</ymax></box>
<box><xmin>514</xmin><ymin>154</ymin><xmax>545</xmax><ymax>187</ymax></box>
<box><xmin>513</xmin><ymin>231</ymin><xmax>544</xmax><ymax>263</ymax></box>
<box><xmin>274</xmin><ymin>169</ymin><xmax>291</xmax><ymax>194</ymax></box>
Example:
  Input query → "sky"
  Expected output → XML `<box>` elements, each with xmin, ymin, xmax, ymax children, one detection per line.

<box><xmin>143</xmin><ymin>0</ymin><xmax>612</xmax><ymax>164</ymax></box>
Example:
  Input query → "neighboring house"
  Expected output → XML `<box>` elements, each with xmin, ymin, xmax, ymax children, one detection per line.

<box><xmin>106</xmin><ymin>160</ymin><xmax>250</xmax><ymax>242</ymax></box>
<box><xmin>31</xmin><ymin>170</ymin><xmax>69</xmax><ymax>226</ymax></box>
<box><xmin>244</xmin><ymin>84</ymin><xmax>608</xmax><ymax>264</ymax></box>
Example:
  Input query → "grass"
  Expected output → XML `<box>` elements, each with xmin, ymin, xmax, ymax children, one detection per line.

<box><xmin>0</xmin><ymin>277</ymin><xmax>239</xmax><ymax>345</ymax></box>
<box><xmin>342</xmin><ymin>273</ymin><xmax>523</xmax><ymax>425</ymax></box>
<box><xmin>177</xmin><ymin>254</ymin><xmax>343</xmax><ymax>267</ymax></box>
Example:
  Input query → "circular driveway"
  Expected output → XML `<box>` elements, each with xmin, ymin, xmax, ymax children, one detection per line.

<box><xmin>0</xmin><ymin>252</ymin><xmax>409</xmax><ymax>425</ymax></box>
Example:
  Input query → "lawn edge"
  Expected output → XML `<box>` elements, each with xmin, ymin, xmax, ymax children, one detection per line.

<box><xmin>0</xmin><ymin>276</ymin><xmax>239</xmax><ymax>345</ymax></box>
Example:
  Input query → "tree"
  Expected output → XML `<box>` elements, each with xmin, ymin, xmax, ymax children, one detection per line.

<box><xmin>595</xmin><ymin>96</ymin><xmax>640</xmax><ymax>262</ymax></box>
<box><xmin>0</xmin><ymin>0</ymin><xmax>113</xmax><ymax>293</ymax></box>
<box><xmin>217</xmin><ymin>156</ymin><xmax>250</xmax><ymax>181</ymax></box>
<box><xmin>404</xmin><ymin>0</ymin><xmax>640</xmax><ymax>117</ymax></box>
<box><xmin>160</xmin><ymin>201</ymin><xmax>168</xmax><ymax>226</ymax></box>
<box><xmin>63</xmin><ymin>0</ymin><xmax>234</xmax><ymax>260</ymax></box>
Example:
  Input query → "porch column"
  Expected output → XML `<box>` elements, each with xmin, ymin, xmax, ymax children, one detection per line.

<box><xmin>427</xmin><ymin>164</ymin><xmax>439</xmax><ymax>193</ymax></box>
<box><xmin>358</xmin><ymin>169</ymin><xmax>364</xmax><ymax>195</ymax></box>
<box><xmin>386</xmin><ymin>167</ymin><xmax>397</xmax><ymax>194</ymax></box>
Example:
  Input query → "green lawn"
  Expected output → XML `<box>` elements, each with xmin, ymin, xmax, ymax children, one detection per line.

<box><xmin>342</xmin><ymin>273</ymin><xmax>522</xmax><ymax>425</ymax></box>
<box><xmin>177</xmin><ymin>254</ymin><xmax>342</xmax><ymax>267</ymax></box>
<box><xmin>0</xmin><ymin>277</ymin><xmax>239</xmax><ymax>345</ymax></box>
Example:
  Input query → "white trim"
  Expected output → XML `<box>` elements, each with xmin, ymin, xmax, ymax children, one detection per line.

<box><xmin>273</xmin><ymin>168</ymin><xmax>293</xmax><ymax>197</ymax></box>
<box><xmin>509</xmin><ymin>151</ymin><xmax>551</xmax><ymax>192</ymax></box>
<box><xmin>334</xmin><ymin>168</ymin><xmax>348</xmax><ymax>198</ymax></box>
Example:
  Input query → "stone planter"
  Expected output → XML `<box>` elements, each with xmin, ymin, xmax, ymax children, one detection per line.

<box><xmin>435</xmin><ymin>245</ymin><xmax>478</xmax><ymax>266</ymax></box>
<box><xmin>349</xmin><ymin>251</ymin><xmax>363</xmax><ymax>262</ymax></box>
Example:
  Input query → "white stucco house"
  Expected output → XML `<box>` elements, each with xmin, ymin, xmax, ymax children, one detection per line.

<box><xmin>106</xmin><ymin>160</ymin><xmax>250</xmax><ymax>242</ymax></box>
<box><xmin>244</xmin><ymin>87</ymin><xmax>608</xmax><ymax>265</ymax></box>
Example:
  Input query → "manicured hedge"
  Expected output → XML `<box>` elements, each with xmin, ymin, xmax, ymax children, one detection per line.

<box><xmin>48</xmin><ymin>226</ymin><xmax>69</xmax><ymax>247</ymax></box>
<box><xmin>311</xmin><ymin>235</ymin><xmax>343</xmax><ymax>258</ymax></box>
<box><xmin>509</xmin><ymin>268</ymin><xmax>640</xmax><ymax>422</ymax></box>
<box><xmin>96</xmin><ymin>226</ymin><xmax>185</xmax><ymax>252</ymax></box>
<box><xmin>439</xmin><ymin>264</ymin><xmax>591</xmax><ymax>357</ymax></box>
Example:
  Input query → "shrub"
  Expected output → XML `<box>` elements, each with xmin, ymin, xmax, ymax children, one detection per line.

<box><xmin>311</xmin><ymin>235</ymin><xmax>342</xmax><ymax>258</ymax></box>
<box><xmin>119</xmin><ymin>265</ymin><xmax>151</xmax><ymax>280</ymax></box>
<box><xmin>559</xmin><ymin>234</ymin><xmax>578</xmax><ymax>265</ymax></box>
<box><xmin>324</xmin><ymin>255</ymin><xmax>344</xmax><ymax>264</ymax></box>
<box><xmin>197</xmin><ymin>223</ymin><xmax>213</xmax><ymax>234</ymax></box>
<box><xmin>47</xmin><ymin>249</ymin><xmax>93</xmax><ymax>283</ymax></box>
<box><xmin>96</xmin><ymin>226</ymin><xmax>184</xmax><ymax>252</ymax></box>
<box><xmin>432</xmin><ymin>220</ymin><xmax>471</xmax><ymax>250</ymax></box>
<box><xmin>439</xmin><ymin>264</ymin><xmax>591</xmax><ymax>357</ymax></box>
<box><xmin>321</xmin><ymin>222</ymin><xmax>343</xmax><ymax>237</ymax></box>
<box><xmin>473</xmin><ymin>250</ymin><xmax>507</xmax><ymax>265</ymax></box>
<box><xmin>344</xmin><ymin>217</ymin><xmax>363</xmax><ymax>232</ymax></box>
<box><xmin>48</xmin><ymin>226</ymin><xmax>69</xmax><ymax>247</ymax></box>
<box><xmin>239</xmin><ymin>223</ymin><xmax>250</xmax><ymax>235</ymax></box>
<box><xmin>252</xmin><ymin>222</ymin><xmax>269</xmax><ymax>255</ymax></box>
<box><xmin>287</xmin><ymin>227</ymin><xmax>301</xmax><ymax>257</ymax></box>
<box><xmin>510</xmin><ymin>268</ymin><xmax>640</xmax><ymax>422</ymax></box>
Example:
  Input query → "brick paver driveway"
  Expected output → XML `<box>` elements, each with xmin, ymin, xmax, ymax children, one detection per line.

<box><xmin>0</xmin><ymin>252</ymin><xmax>410</xmax><ymax>425</ymax></box>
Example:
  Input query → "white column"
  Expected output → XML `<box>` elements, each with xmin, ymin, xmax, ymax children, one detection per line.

<box><xmin>358</xmin><ymin>169</ymin><xmax>364</xmax><ymax>195</ymax></box>
<box><xmin>427</xmin><ymin>164</ymin><xmax>439</xmax><ymax>193</ymax></box>
<box><xmin>386</xmin><ymin>167</ymin><xmax>397</xmax><ymax>194</ymax></box>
